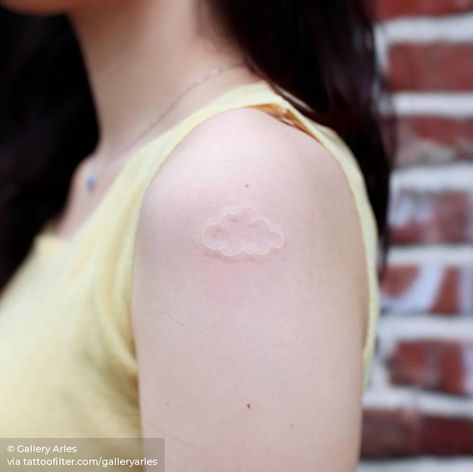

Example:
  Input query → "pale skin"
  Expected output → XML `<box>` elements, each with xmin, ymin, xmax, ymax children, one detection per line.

<box><xmin>3</xmin><ymin>0</ymin><xmax>369</xmax><ymax>470</ymax></box>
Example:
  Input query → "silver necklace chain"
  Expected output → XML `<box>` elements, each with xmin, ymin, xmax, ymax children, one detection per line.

<box><xmin>85</xmin><ymin>58</ymin><xmax>245</xmax><ymax>192</ymax></box>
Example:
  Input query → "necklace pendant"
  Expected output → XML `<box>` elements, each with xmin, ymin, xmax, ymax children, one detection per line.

<box><xmin>85</xmin><ymin>174</ymin><xmax>97</xmax><ymax>192</ymax></box>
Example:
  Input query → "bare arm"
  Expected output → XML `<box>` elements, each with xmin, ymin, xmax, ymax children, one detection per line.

<box><xmin>131</xmin><ymin>108</ymin><xmax>368</xmax><ymax>471</ymax></box>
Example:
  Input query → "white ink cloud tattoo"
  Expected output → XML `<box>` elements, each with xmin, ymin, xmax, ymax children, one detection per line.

<box><xmin>201</xmin><ymin>207</ymin><xmax>284</xmax><ymax>257</ymax></box>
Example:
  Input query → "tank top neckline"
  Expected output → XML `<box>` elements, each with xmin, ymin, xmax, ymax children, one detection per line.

<box><xmin>34</xmin><ymin>79</ymin><xmax>288</xmax><ymax>252</ymax></box>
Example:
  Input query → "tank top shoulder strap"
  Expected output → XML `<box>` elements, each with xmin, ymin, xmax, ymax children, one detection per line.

<box><xmin>131</xmin><ymin>79</ymin><xmax>369</xmax><ymax>198</ymax></box>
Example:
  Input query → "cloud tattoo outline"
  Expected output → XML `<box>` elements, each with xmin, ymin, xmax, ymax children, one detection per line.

<box><xmin>201</xmin><ymin>207</ymin><xmax>284</xmax><ymax>257</ymax></box>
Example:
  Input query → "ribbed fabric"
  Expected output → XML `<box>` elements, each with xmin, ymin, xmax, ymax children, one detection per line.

<box><xmin>0</xmin><ymin>80</ymin><xmax>379</xmax><ymax>440</ymax></box>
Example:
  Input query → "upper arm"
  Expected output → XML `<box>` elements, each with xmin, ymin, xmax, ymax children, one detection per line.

<box><xmin>131</xmin><ymin>108</ymin><xmax>368</xmax><ymax>471</ymax></box>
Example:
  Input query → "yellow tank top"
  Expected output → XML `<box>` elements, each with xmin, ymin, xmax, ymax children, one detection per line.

<box><xmin>0</xmin><ymin>80</ymin><xmax>380</xmax><ymax>441</ymax></box>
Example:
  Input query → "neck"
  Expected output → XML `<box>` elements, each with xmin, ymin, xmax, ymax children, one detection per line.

<box><xmin>69</xmin><ymin>0</ymin><xmax>257</xmax><ymax>159</ymax></box>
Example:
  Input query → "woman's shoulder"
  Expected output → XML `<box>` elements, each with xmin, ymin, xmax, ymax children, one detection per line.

<box><xmin>140</xmin><ymin>105</ymin><xmax>354</xmax><ymax>220</ymax></box>
<box><xmin>133</xmin><ymin>105</ymin><xmax>368</xmax><ymax>291</ymax></box>
<box><xmin>130</xmin><ymin>106</ymin><xmax>370</xmax><ymax>436</ymax></box>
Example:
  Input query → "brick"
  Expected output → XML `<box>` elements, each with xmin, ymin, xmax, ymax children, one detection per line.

<box><xmin>389</xmin><ymin>190</ymin><xmax>473</xmax><ymax>244</ymax></box>
<box><xmin>393</xmin><ymin>117</ymin><xmax>473</xmax><ymax>166</ymax></box>
<box><xmin>361</xmin><ymin>408</ymin><xmax>473</xmax><ymax>457</ymax></box>
<box><xmin>388</xmin><ymin>43</ymin><xmax>473</xmax><ymax>92</ymax></box>
<box><xmin>423</xmin><ymin>415</ymin><xmax>473</xmax><ymax>454</ymax></box>
<box><xmin>388</xmin><ymin>340</ymin><xmax>473</xmax><ymax>395</ymax></box>
<box><xmin>361</xmin><ymin>408</ymin><xmax>422</xmax><ymax>457</ymax></box>
<box><xmin>381</xmin><ymin>264</ymin><xmax>473</xmax><ymax>314</ymax></box>
<box><xmin>375</xmin><ymin>0</ymin><xmax>473</xmax><ymax>19</ymax></box>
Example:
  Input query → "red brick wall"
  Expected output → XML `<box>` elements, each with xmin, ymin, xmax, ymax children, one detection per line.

<box><xmin>376</xmin><ymin>0</ymin><xmax>473</xmax><ymax>19</ymax></box>
<box><xmin>359</xmin><ymin>2</ymin><xmax>473</xmax><ymax>470</ymax></box>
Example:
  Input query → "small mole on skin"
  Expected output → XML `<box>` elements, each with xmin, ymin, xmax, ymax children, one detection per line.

<box><xmin>246</xmin><ymin>403</ymin><xmax>251</xmax><ymax>409</ymax></box>
<box><xmin>289</xmin><ymin>423</ymin><xmax>294</xmax><ymax>428</ymax></box>
<box><xmin>165</xmin><ymin>401</ymin><xmax>170</xmax><ymax>406</ymax></box>
<box><xmin>245</xmin><ymin>183</ymin><xmax>249</xmax><ymax>188</ymax></box>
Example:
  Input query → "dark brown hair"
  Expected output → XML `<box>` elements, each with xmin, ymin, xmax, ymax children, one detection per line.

<box><xmin>0</xmin><ymin>0</ymin><xmax>395</xmax><ymax>293</ymax></box>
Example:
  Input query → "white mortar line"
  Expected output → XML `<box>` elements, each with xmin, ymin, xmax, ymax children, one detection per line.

<box><xmin>359</xmin><ymin>458</ymin><xmax>473</xmax><ymax>472</ymax></box>
<box><xmin>377</xmin><ymin>314</ymin><xmax>473</xmax><ymax>342</ymax></box>
<box><xmin>375</xmin><ymin>13</ymin><xmax>473</xmax><ymax>71</ymax></box>
<box><xmin>391</xmin><ymin>163</ymin><xmax>473</xmax><ymax>192</ymax></box>
<box><xmin>377</xmin><ymin>12</ymin><xmax>473</xmax><ymax>44</ymax></box>
<box><xmin>385</xmin><ymin>93</ymin><xmax>473</xmax><ymax>117</ymax></box>
<box><xmin>387</xmin><ymin>246</ymin><xmax>473</xmax><ymax>265</ymax></box>
<box><xmin>362</xmin><ymin>387</ymin><xmax>473</xmax><ymax>418</ymax></box>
